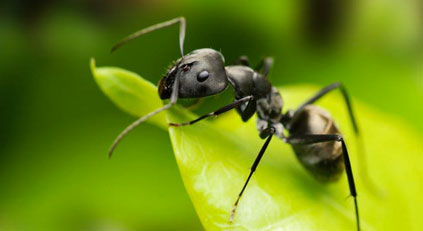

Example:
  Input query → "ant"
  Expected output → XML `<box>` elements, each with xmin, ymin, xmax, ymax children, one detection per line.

<box><xmin>109</xmin><ymin>17</ymin><xmax>361</xmax><ymax>230</ymax></box>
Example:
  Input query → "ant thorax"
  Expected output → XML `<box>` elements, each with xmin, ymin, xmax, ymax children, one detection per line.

<box><xmin>226</xmin><ymin>65</ymin><xmax>284</xmax><ymax>139</ymax></box>
<box><xmin>256</xmin><ymin>87</ymin><xmax>285</xmax><ymax>139</ymax></box>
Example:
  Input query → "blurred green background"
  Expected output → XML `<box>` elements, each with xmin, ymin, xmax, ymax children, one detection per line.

<box><xmin>0</xmin><ymin>0</ymin><xmax>421</xmax><ymax>230</ymax></box>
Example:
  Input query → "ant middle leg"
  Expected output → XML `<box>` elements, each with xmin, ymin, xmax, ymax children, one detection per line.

<box><xmin>230</xmin><ymin>127</ymin><xmax>275</xmax><ymax>223</ymax></box>
<box><xmin>286</xmin><ymin>134</ymin><xmax>360</xmax><ymax>231</ymax></box>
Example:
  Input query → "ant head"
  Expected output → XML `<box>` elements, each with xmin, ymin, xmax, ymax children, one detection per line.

<box><xmin>159</xmin><ymin>48</ymin><xmax>228</xmax><ymax>99</ymax></box>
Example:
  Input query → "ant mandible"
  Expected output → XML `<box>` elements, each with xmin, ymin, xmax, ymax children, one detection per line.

<box><xmin>109</xmin><ymin>17</ymin><xmax>360</xmax><ymax>231</ymax></box>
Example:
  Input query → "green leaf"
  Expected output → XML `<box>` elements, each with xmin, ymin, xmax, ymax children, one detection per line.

<box><xmin>90</xmin><ymin>58</ymin><xmax>166</xmax><ymax>129</ymax></box>
<box><xmin>91</xmin><ymin>60</ymin><xmax>422</xmax><ymax>231</ymax></box>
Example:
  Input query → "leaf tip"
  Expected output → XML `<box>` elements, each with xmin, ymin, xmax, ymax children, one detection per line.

<box><xmin>90</xmin><ymin>57</ymin><xmax>96</xmax><ymax>77</ymax></box>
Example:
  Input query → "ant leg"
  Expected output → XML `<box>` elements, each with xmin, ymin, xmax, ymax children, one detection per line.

<box><xmin>233</xmin><ymin>55</ymin><xmax>250</xmax><ymax>66</ymax></box>
<box><xmin>288</xmin><ymin>82</ymin><xmax>358</xmax><ymax>134</ymax></box>
<box><xmin>255</xmin><ymin>57</ymin><xmax>274</xmax><ymax>77</ymax></box>
<box><xmin>287</xmin><ymin>83</ymin><xmax>380</xmax><ymax>195</ymax></box>
<box><xmin>169</xmin><ymin>95</ymin><xmax>253</xmax><ymax>127</ymax></box>
<box><xmin>286</xmin><ymin>134</ymin><xmax>360</xmax><ymax>231</ymax></box>
<box><xmin>230</xmin><ymin>127</ymin><xmax>275</xmax><ymax>223</ymax></box>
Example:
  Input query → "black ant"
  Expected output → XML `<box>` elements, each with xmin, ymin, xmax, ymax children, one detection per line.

<box><xmin>109</xmin><ymin>17</ymin><xmax>361</xmax><ymax>230</ymax></box>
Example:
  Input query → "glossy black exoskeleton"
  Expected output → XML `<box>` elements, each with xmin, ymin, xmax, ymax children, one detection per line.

<box><xmin>109</xmin><ymin>17</ymin><xmax>361</xmax><ymax>230</ymax></box>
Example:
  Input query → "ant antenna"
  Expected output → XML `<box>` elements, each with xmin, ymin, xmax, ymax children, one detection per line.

<box><xmin>108</xmin><ymin>17</ymin><xmax>187</xmax><ymax>158</ymax></box>
<box><xmin>111</xmin><ymin>17</ymin><xmax>186</xmax><ymax>57</ymax></box>
<box><xmin>108</xmin><ymin>65</ymin><xmax>181</xmax><ymax>158</ymax></box>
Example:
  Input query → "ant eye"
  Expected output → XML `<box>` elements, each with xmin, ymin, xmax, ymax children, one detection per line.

<box><xmin>183</xmin><ymin>65</ymin><xmax>190</xmax><ymax>72</ymax></box>
<box><xmin>197</xmin><ymin>70</ymin><xmax>209</xmax><ymax>82</ymax></box>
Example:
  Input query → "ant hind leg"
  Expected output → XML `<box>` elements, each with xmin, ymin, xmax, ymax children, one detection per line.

<box><xmin>286</xmin><ymin>134</ymin><xmax>360</xmax><ymax>231</ymax></box>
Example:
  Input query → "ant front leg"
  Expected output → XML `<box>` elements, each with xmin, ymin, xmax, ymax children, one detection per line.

<box><xmin>286</xmin><ymin>134</ymin><xmax>360</xmax><ymax>231</ymax></box>
<box><xmin>169</xmin><ymin>96</ymin><xmax>253</xmax><ymax>127</ymax></box>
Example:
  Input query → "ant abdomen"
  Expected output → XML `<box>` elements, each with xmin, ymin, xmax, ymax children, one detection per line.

<box><xmin>289</xmin><ymin>105</ymin><xmax>344</xmax><ymax>182</ymax></box>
